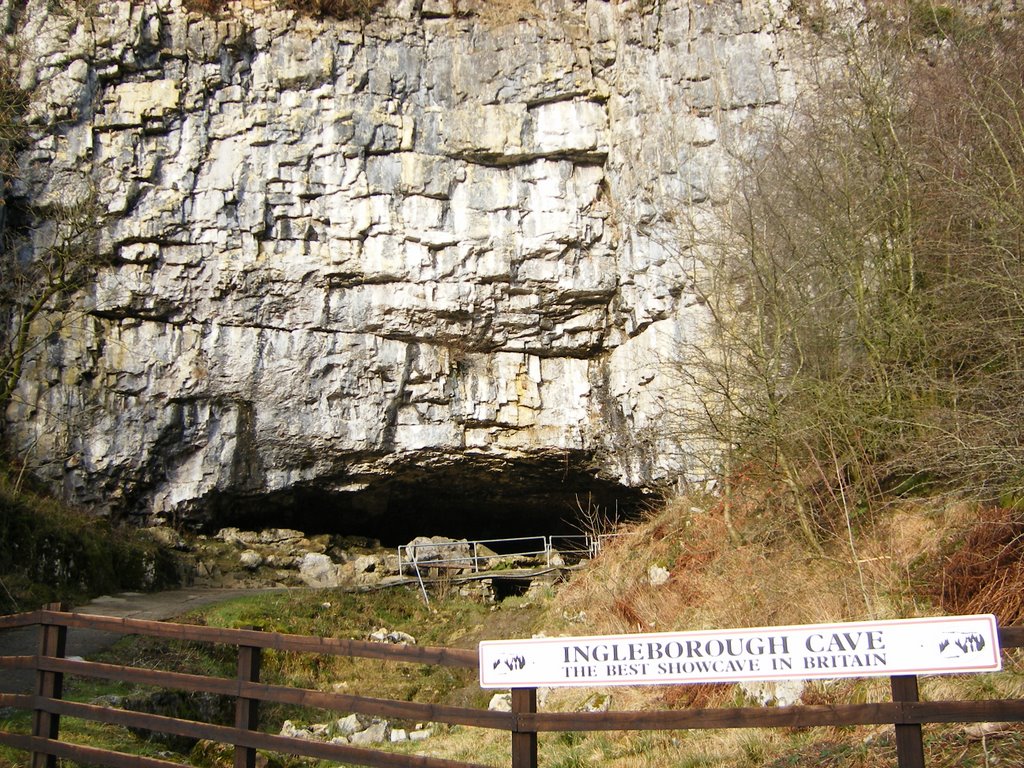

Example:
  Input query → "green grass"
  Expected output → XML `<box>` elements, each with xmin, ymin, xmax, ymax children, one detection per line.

<box><xmin>0</xmin><ymin>584</ymin><xmax>546</xmax><ymax>767</ymax></box>
<box><xmin>183</xmin><ymin>587</ymin><xmax>535</xmax><ymax>713</ymax></box>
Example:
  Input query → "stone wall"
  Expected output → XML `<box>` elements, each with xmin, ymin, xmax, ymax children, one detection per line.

<box><xmin>3</xmin><ymin>0</ymin><xmax>804</xmax><ymax>529</ymax></box>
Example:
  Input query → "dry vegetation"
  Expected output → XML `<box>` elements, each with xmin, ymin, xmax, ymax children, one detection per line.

<box><xmin>551</xmin><ymin>493</ymin><xmax>997</xmax><ymax>661</ymax></box>
<box><xmin>545</xmin><ymin>24</ymin><xmax>1024</xmax><ymax>764</ymax></box>
<box><xmin>543</xmin><ymin>24</ymin><xmax>1024</xmax><ymax>733</ymax></box>
<box><xmin>661</xmin><ymin>0</ymin><xmax>1024</xmax><ymax>566</ymax></box>
<box><xmin>182</xmin><ymin>0</ymin><xmax>387</xmax><ymax>20</ymax></box>
<box><xmin>532</xmin><ymin>489</ymin><xmax>1024</xmax><ymax>768</ymax></box>
<box><xmin>182</xmin><ymin>0</ymin><xmax>539</xmax><ymax>22</ymax></box>
<box><xmin>0</xmin><ymin>53</ymin><xmax>26</xmax><ymax>195</ymax></box>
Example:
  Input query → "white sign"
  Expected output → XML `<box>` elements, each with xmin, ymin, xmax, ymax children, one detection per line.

<box><xmin>479</xmin><ymin>615</ymin><xmax>1001</xmax><ymax>688</ymax></box>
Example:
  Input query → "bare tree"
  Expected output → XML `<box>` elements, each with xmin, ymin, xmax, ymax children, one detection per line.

<box><xmin>1</xmin><ymin>41</ymin><xmax>108</xmax><ymax>424</ymax></box>
<box><xmin>1</xmin><ymin>195</ymin><xmax>105</xmax><ymax>414</ymax></box>
<box><xmin>665</xmin><ymin>1</ymin><xmax>1024</xmax><ymax>545</ymax></box>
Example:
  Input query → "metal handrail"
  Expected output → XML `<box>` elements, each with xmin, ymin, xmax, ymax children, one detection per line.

<box><xmin>397</xmin><ymin>535</ymin><xmax>551</xmax><ymax>574</ymax></box>
<box><xmin>394</xmin><ymin>531</ymin><xmax>638</xmax><ymax>574</ymax></box>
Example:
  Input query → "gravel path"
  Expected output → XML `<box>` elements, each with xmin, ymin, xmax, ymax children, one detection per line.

<box><xmin>0</xmin><ymin>588</ymin><xmax>278</xmax><ymax>694</ymax></box>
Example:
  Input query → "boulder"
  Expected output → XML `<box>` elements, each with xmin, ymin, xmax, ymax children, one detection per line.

<box><xmin>335</xmin><ymin>713</ymin><xmax>370</xmax><ymax>737</ymax></box>
<box><xmin>215</xmin><ymin>528</ymin><xmax>259</xmax><ymax>546</ymax></box>
<box><xmin>404</xmin><ymin>536</ymin><xmax>475</xmax><ymax>572</ymax></box>
<box><xmin>368</xmin><ymin>627</ymin><xmax>416</xmax><ymax>644</ymax></box>
<box><xmin>298</xmin><ymin>552</ymin><xmax>343</xmax><ymax>588</ymax></box>
<box><xmin>239</xmin><ymin>550</ymin><xmax>263</xmax><ymax>570</ymax></box>
<box><xmin>256</xmin><ymin>528</ymin><xmax>305</xmax><ymax>545</ymax></box>
<box><xmin>739</xmin><ymin>680</ymin><xmax>805</xmax><ymax>707</ymax></box>
<box><xmin>648</xmin><ymin>564</ymin><xmax>671</xmax><ymax>586</ymax></box>
<box><xmin>488</xmin><ymin>693</ymin><xmax>512</xmax><ymax>712</ymax></box>
<box><xmin>349</xmin><ymin>721</ymin><xmax>390</xmax><ymax>746</ymax></box>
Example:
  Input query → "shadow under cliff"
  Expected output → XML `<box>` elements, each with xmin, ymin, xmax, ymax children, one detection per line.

<box><xmin>201</xmin><ymin>452</ymin><xmax>652</xmax><ymax>546</ymax></box>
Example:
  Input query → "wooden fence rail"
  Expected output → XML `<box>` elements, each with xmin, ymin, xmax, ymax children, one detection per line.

<box><xmin>1</xmin><ymin>606</ymin><xmax>1023</xmax><ymax>768</ymax></box>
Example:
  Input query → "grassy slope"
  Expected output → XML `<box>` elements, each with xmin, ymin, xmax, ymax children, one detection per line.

<box><xmin>3</xmin><ymin>492</ymin><xmax>1023</xmax><ymax>768</ymax></box>
<box><xmin>0</xmin><ymin>584</ymin><xmax>552</xmax><ymax>767</ymax></box>
<box><xmin>537</xmin><ymin>493</ymin><xmax>1024</xmax><ymax>768</ymax></box>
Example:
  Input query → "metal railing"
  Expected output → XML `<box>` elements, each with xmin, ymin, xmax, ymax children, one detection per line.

<box><xmin>394</xmin><ymin>532</ymin><xmax>640</xmax><ymax>605</ymax></box>
<box><xmin>398</xmin><ymin>536</ymin><xmax>547</xmax><ymax>575</ymax></box>
<box><xmin>395</xmin><ymin>533</ymin><xmax>620</xmax><ymax>575</ymax></box>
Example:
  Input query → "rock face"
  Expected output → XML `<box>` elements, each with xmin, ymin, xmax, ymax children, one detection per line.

<box><xmin>3</xmin><ymin>0</ymin><xmax>804</xmax><ymax>534</ymax></box>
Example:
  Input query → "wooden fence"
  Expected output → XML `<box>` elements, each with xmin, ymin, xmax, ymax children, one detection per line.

<box><xmin>1</xmin><ymin>605</ymin><xmax>1023</xmax><ymax>768</ymax></box>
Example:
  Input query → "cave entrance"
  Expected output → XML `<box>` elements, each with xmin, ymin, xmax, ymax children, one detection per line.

<box><xmin>207</xmin><ymin>451</ymin><xmax>651</xmax><ymax>548</ymax></box>
<box><xmin>490</xmin><ymin>575</ymin><xmax>533</xmax><ymax>601</ymax></box>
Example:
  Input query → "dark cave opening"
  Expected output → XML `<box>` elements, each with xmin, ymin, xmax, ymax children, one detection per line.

<box><xmin>491</xmin><ymin>575</ymin><xmax>533</xmax><ymax>600</ymax></box>
<box><xmin>205</xmin><ymin>453</ymin><xmax>653</xmax><ymax>547</ymax></box>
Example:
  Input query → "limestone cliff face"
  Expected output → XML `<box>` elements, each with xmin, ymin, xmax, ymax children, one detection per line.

<box><xmin>3</xmin><ymin>0</ymin><xmax>801</xmax><ymax>531</ymax></box>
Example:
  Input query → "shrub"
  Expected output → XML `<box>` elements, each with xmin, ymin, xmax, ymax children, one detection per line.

<box><xmin>0</xmin><ymin>466</ymin><xmax>181</xmax><ymax>612</ymax></box>
<box><xmin>0</xmin><ymin>49</ymin><xmax>28</xmax><ymax>189</ymax></box>
<box><xmin>927</xmin><ymin>505</ymin><xmax>1024</xmax><ymax>625</ymax></box>
<box><xmin>670</xmin><ymin>2</ymin><xmax>1024</xmax><ymax>545</ymax></box>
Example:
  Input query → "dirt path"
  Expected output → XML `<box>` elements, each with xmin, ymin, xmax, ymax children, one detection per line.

<box><xmin>0</xmin><ymin>587</ymin><xmax>280</xmax><ymax>694</ymax></box>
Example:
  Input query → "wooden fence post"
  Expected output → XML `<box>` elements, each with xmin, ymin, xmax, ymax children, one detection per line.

<box><xmin>234</xmin><ymin>629</ymin><xmax>262</xmax><ymax>768</ymax></box>
<box><xmin>511</xmin><ymin>687</ymin><xmax>538</xmax><ymax>768</ymax></box>
<box><xmin>891</xmin><ymin>674</ymin><xmax>925</xmax><ymax>768</ymax></box>
<box><xmin>31</xmin><ymin>602</ymin><xmax>67</xmax><ymax>768</ymax></box>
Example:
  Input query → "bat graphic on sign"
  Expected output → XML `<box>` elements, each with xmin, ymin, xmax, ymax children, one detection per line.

<box><xmin>938</xmin><ymin>632</ymin><xmax>986</xmax><ymax>659</ymax></box>
<box><xmin>491</xmin><ymin>654</ymin><xmax>527</xmax><ymax>673</ymax></box>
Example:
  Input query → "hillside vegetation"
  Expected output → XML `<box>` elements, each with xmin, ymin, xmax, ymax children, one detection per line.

<box><xmin>524</xmin><ymin>5</ymin><xmax>1024</xmax><ymax>762</ymax></box>
<box><xmin>531</xmin><ymin>496</ymin><xmax>1024</xmax><ymax>768</ymax></box>
<box><xmin>664</xmin><ymin>0</ymin><xmax>1024</xmax><ymax>554</ymax></box>
<box><xmin>0</xmin><ymin>464</ymin><xmax>181</xmax><ymax>612</ymax></box>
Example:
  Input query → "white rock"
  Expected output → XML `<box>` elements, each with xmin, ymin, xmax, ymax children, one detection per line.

<box><xmin>648</xmin><ymin>565</ymin><xmax>671</xmax><ymax>586</ymax></box>
<box><xmin>367</xmin><ymin>627</ymin><xmax>416</xmax><ymax>644</ymax></box>
<box><xmin>298</xmin><ymin>553</ymin><xmax>342</xmax><ymax>588</ymax></box>
<box><xmin>488</xmin><ymin>693</ymin><xmax>512</xmax><ymax>712</ymax></box>
<box><xmin>239</xmin><ymin>550</ymin><xmax>263</xmax><ymax>570</ymax></box>
<box><xmin>216</xmin><ymin>528</ymin><xmax>258</xmax><ymax>546</ymax></box>
<box><xmin>257</xmin><ymin>528</ymin><xmax>306</xmax><ymax>544</ymax></box>
<box><xmin>280</xmin><ymin>721</ymin><xmax>314</xmax><ymax>740</ymax></box>
<box><xmin>739</xmin><ymin>680</ymin><xmax>805</xmax><ymax>707</ymax></box>
<box><xmin>335</xmin><ymin>713</ymin><xmax>367</xmax><ymax>737</ymax></box>
<box><xmin>421</xmin><ymin>0</ymin><xmax>453</xmax><ymax>16</ymax></box>
<box><xmin>351</xmin><ymin>554</ymin><xmax>379</xmax><ymax>573</ymax></box>
<box><xmin>349</xmin><ymin>722</ymin><xmax>389</xmax><ymax>746</ymax></box>
<box><xmin>964</xmin><ymin>722</ymin><xmax>1016</xmax><ymax>739</ymax></box>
